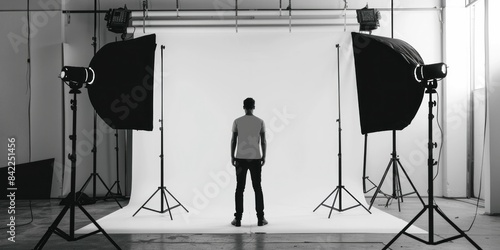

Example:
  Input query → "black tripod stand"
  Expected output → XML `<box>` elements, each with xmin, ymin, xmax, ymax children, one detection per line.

<box><xmin>79</xmin><ymin>130</ymin><xmax>126</xmax><ymax>207</ymax></box>
<box><xmin>368</xmin><ymin>130</ymin><xmax>424</xmax><ymax>211</ymax></box>
<box><xmin>383</xmin><ymin>79</ymin><xmax>482</xmax><ymax>250</ymax></box>
<box><xmin>362</xmin><ymin>134</ymin><xmax>377</xmax><ymax>193</ymax></box>
<box><xmin>368</xmin><ymin>0</ymin><xmax>423</xmax><ymax>212</ymax></box>
<box><xmin>104</xmin><ymin>129</ymin><xmax>127</xmax><ymax>200</ymax></box>
<box><xmin>78</xmin><ymin>146</ymin><xmax>123</xmax><ymax>208</ymax></box>
<box><xmin>313</xmin><ymin>44</ymin><xmax>371</xmax><ymax>218</ymax></box>
<box><xmin>34</xmin><ymin>82</ymin><xmax>120</xmax><ymax>250</ymax></box>
<box><xmin>133</xmin><ymin>45</ymin><xmax>189</xmax><ymax>219</ymax></box>
<box><xmin>78</xmin><ymin>0</ymin><xmax>122</xmax><ymax>208</ymax></box>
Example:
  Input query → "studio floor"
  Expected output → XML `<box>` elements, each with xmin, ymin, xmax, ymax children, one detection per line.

<box><xmin>1</xmin><ymin>197</ymin><xmax>498</xmax><ymax>250</ymax></box>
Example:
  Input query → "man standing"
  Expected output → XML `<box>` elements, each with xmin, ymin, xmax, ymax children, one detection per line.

<box><xmin>230</xmin><ymin>97</ymin><xmax>267</xmax><ymax>227</ymax></box>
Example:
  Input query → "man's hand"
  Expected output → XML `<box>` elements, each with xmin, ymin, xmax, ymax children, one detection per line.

<box><xmin>231</xmin><ymin>132</ymin><xmax>238</xmax><ymax>167</ymax></box>
<box><xmin>260</xmin><ymin>132</ymin><xmax>266</xmax><ymax>167</ymax></box>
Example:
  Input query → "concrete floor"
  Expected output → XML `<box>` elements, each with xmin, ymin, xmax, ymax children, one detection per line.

<box><xmin>0</xmin><ymin>197</ymin><xmax>497</xmax><ymax>249</ymax></box>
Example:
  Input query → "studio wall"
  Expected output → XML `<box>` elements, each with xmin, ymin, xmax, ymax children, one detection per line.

<box><xmin>0</xmin><ymin>3</ymin><xmax>64</xmax><ymax>198</ymax></box>
<box><xmin>485</xmin><ymin>0</ymin><xmax>500</xmax><ymax>214</ymax></box>
<box><xmin>0</xmin><ymin>12</ymin><xmax>31</xmax><ymax>171</ymax></box>
<box><xmin>130</xmin><ymin>19</ymin><xmax>442</xmax><ymax>218</ymax></box>
<box><xmin>131</xmin><ymin>32</ymin><xmax>367</xmax><ymax>216</ymax></box>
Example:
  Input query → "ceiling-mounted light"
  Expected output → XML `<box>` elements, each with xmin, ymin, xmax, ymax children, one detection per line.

<box><xmin>105</xmin><ymin>5</ymin><xmax>131</xmax><ymax>34</ymax></box>
<box><xmin>356</xmin><ymin>5</ymin><xmax>381</xmax><ymax>33</ymax></box>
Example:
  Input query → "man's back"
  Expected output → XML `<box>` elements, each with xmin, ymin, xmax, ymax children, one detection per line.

<box><xmin>233</xmin><ymin>115</ymin><xmax>265</xmax><ymax>160</ymax></box>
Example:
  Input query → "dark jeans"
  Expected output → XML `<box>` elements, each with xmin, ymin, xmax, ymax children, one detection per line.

<box><xmin>234</xmin><ymin>159</ymin><xmax>264</xmax><ymax>220</ymax></box>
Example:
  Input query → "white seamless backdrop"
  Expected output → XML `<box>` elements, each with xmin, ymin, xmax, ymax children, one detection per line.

<box><xmin>131</xmin><ymin>32</ymin><xmax>382</xmax><ymax>222</ymax></box>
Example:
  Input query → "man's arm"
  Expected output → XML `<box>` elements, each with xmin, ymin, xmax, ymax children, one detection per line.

<box><xmin>260</xmin><ymin>131</ymin><xmax>267</xmax><ymax>166</ymax></box>
<box><xmin>231</xmin><ymin>132</ymin><xmax>238</xmax><ymax>166</ymax></box>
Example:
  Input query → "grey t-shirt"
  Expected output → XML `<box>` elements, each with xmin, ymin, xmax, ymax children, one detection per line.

<box><xmin>232</xmin><ymin>115</ymin><xmax>265</xmax><ymax>160</ymax></box>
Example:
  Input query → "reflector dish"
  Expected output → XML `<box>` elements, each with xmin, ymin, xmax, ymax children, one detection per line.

<box><xmin>351</xmin><ymin>32</ymin><xmax>424</xmax><ymax>134</ymax></box>
<box><xmin>87</xmin><ymin>34</ymin><xmax>156</xmax><ymax>131</ymax></box>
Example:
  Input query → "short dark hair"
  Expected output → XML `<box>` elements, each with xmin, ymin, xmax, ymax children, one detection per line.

<box><xmin>243</xmin><ymin>97</ymin><xmax>255</xmax><ymax>109</ymax></box>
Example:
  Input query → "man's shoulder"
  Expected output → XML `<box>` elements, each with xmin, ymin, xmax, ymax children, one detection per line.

<box><xmin>254</xmin><ymin>116</ymin><xmax>264</xmax><ymax>124</ymax></box>
<box><xmin>235</xmin><ymin>115</ymin><xmax>263</xmax><ymax>122</ymax></box>
<box><xmin>234</xmin><ymin>115</ymin><xmax>246</xmax><ymax>123</ymax></box>
<box><xmin>234</xmin><ymin>116</ymin><xmax>264</xmax><ymax>127</ymax></box>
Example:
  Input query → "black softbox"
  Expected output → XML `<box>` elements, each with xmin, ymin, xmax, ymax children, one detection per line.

<box><xmin>87</xmin><ymin>34</ymin><xmax>156</xmax><ymax>131</ymax></box>
<box><xmin>351</xmin><ymin>32</ymin><xmax>424</xmax><ymax>134</ymax></box>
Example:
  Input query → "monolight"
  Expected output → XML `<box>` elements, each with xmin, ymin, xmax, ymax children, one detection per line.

<box><xmin>414</xmin><ymin>63</ymin><xmax>448</xmax><ymax>82</ymax></box>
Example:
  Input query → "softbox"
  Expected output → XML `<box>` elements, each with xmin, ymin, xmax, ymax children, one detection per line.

<box><xmin>351</xmin><ymin>32</ymin><xmax>424</xmax><ymax>134</ymax></box>
<box><xmin>88</xmin><ymin>34</ymin><xmax>156</xmax><ymax>131</ymax></box>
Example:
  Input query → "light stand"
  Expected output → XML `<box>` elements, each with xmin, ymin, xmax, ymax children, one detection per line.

<box><xmin>78</xmin><ymin>0</ymin><xmax>122</xmax><ymax>208</ymax></box>
<box><xmin>313</xmin><ymin>44</ymin><xmax>371</xmax><ymax>218</ymax></box>
<box><xmin>366</xmin><ymin>0</ymin><xmax>424</xmax><ymax>212</ymax></box>
<box><xmin>104</xmin><ymin>8</ymin><xmax>130</xmax><ymax>202</ymax></box>
<box><xmin>368</xmin><ymin>131</ymin><xmax>424</xmax><ymax>211</ymax></box>
<box><xmin>133</xmin><ymin>45</ymin><xmax>189</xmax><ymax>219</ymax></box>
<box><xmin>78</xmin><ymin>157</ymin><xmax>123</xmax><ymax>208</ymax></box>
<box><xmin>104</xmin><ymin>130</ymin><xmax>127</xmax><ymax>200</ymax></box>
<box><xmin>382</xmin><ymin>79</ymin><xmax>482</xmax><ymax>250</ymax></box>
<box><xmin>362</xmin><ymin>134</ymin><xmax>377</xmax><ymax>193</ymax></box>
<box><xmin>34</xmin><ymin>82</ymin><xmax>120</xmax><ymax>250</ymax></box>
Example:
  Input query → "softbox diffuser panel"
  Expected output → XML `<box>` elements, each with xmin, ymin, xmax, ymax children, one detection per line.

<box><xmin>88</xmin><ymin>34</ymin><xmax>156</xmax><ymax>131</ymax></box>
<box><xmin>351</xmin><ymin>32</ymin><xmax>424</xmax><ymax>134</ymax></box>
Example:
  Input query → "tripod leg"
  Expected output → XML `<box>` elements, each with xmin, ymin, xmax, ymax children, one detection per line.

<box><xmin>34</xmin><ymin>205</ymin><xmax>70</xmax><ymax>249</ymax></box>
<box><xmin>329</xmin><ymin>189</ymin><xmax>340</xmax><ymax>219</ymax></box>
<box><xmin>79</xmin><ymin>174</ymin><xmax>94</xmax><ymax>194</ymax></box>
<box><xmin>116</xmin><ymin>182</ymin><xmax>123</xmax><ymax>196</ymax></box>
<box><xmin>106</xmin><ymin>181</ymin><xmax>124</xmax><ymax>198</ymax></box>
<box><xmin>133</xmin><ymin>188</ymin><xmax>160</xmax><ymax>216</ymax></box>
<box><xmin>164</xmin><ymin>188</ymin><xmax>189</xmax><ymax>213</ymax></box>
<box><xmin>343</xmin><ymin>187</ymin><xmax>371</xmax><ymax>214</ymax></box>
<box><xmin>396</xmin><ymin>167</ymin><xmax>404</xmax><ymax>203</ymax></box>
<box><xmin>382</xmin><ymin>207</ymin><xmax>427</xmax><ymax>250</ymax></box>
<box><xmin>434</xmin><ymin>207</ymin><xmax>483</xmax><ymax>249</ymax></box>
<box><xmin>97</xmin><ymin>174</ymin><xmax>122</xmax><ymax>208</ymax></box>
<box><xmin>367</xmin><ymin>177</ymin><xmax>377</xmax><ymax>188</ymax></box>
<box><xmin>396</xmin><ymin>159</ymin><xmax>425</xmax><ymax>206</ymax></box>
<box><xmin>314</xmin><ymin>187</ymin><xmax>338</xmax><ymax>212</ymax></box>
<box><xmin>161</xmin><ymin>189</ymin><xmax>173</xmax><ymax>220</ymax></box>
<box><xmin>77</xmin><ymin>204</ymin><xmax>121</xmax><ymax>250</ymax></box>
<box><xmin>363</xmin><ymin>177</ymin><xmax>378</xmax><ymax>194</ymax></box>
<box><xmin>370</xmin><ymin>160</ymin><xmax>393</xmax><ymax>210</ymax></box>
<box><xmin>105</xmin><ymin>182</ymin><xmax>118</xmax><ymax>197</ymax></box>
<box><xmin>394</xmin><ymin>165</ymin><xmax>403</xmax><ymax>204</ymax></box>
<box><xmin>391</xmin><ymin>165</ymin><xmax>402</xmax><ymax>212</ymax></box>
